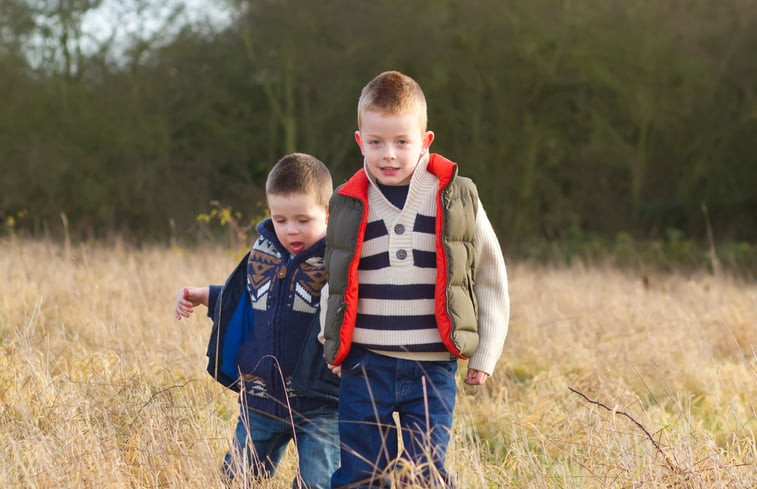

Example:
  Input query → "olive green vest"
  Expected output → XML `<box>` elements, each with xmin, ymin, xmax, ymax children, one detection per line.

<box><xmin>323</xmin><ymin>164</ymin><xmax>480</xmax><ymax>364</ymax></box>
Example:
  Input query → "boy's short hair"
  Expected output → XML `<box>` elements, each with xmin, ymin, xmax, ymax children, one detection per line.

<box><xmin>265</xmin><ymin>153</ymin><xmax>333</xmax><ymax>208</ymax></box>
<box><xmin>357</xmin><ymin>70</ymin><xmax>428</xmax><ymax>131</ymax></box>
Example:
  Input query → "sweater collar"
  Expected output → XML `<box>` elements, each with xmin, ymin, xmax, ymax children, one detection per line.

<box><xmin>340</xmin><ymin>152</ymin><xmax>457</xmax><ymax>200</ymax></box>
<box><xmin>362</xmin><ymin>153</ymin><xmax>436</xmax><ymax>210</ymax></box>
<box><xmin>362</xmin><ymin>152</ymin><xmax>430</xmax><ymax>188</ymax></box>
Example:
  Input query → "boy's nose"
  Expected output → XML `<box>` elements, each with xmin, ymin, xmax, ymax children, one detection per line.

<box><xmin>383</xmin><ymin>147</ymin><xmax>396</xmax><ymax>160</ymax></box>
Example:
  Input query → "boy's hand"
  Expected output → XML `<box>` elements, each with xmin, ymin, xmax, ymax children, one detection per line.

<box><xmin>327</xmin><ymin>363</ymin><xmax>342</xmax><ymax>378</ymax></box>
<box><xmin>464</xmin><ymin>368</ymin><xmax>489</xmax><ymax>385</ymax></box>
<box><xmin>174</xmin><ymin>286</ymin><xmax>208</xmax><ymax>320</ymax></box>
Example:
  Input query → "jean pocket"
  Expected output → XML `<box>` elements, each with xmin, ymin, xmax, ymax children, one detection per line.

<box><xmin>341</xmin><ymin>347</ymin><xmax>371</xmax><ymax>376</ymax></box>
<box><xmin>424</xmin><ymin>360</ymin><xmax>458</xmax><ymax>381</ymax></box>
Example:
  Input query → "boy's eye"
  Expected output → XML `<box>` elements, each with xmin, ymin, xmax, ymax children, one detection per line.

<box><xmin>298</xmin><ymin>218</ymin><xmax>310</xmax><ymax>224</ymax></box>
<box><xmin>398</xmin><ymin>139</ymin><xmax>408</xmax><ymax>145</ymax></box>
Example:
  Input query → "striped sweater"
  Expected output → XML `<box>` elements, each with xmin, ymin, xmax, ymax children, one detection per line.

<box><xmin>354</xmin><ymin>155</ymin><xmax>451</xmax><ymax>360</ymax></box>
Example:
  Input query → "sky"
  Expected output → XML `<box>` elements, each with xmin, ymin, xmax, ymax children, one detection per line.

<box><xmin>18</xmin><ymin>0</ymin><xmax>232</xmax><ymax>70</ymax></box>
<box><xmin>78</xmin><ymin>0</ymin><xmax>233</xmax><ymax>57</ymax></box>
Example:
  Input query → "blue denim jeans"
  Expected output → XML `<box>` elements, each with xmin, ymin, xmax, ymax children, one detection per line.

<box><xmin>223</xmin><ymin>405</ymin><xmax>339</xmax><ymax>489</ymax></box>
<box><xmin>331</xmin><ymin>348</ymin><xmax>458</xmax><ymax>489</ymax></box>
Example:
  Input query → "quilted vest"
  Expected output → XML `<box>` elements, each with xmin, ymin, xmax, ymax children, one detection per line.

<box><xmin>323</xmin><ymin>153</ymin><xmax>479</xmax><ymax>365</ymax></box>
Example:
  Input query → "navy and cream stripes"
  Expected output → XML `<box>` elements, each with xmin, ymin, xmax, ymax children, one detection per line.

<box><xmin>352</xmin><ymin>154</ymin><xmax>454</xmax><ymax>360</ymax></box>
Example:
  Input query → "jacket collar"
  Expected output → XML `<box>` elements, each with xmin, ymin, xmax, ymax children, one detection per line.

<box><xmin>255</xmin><ymin>217</ymin><xmax>326</xmax><ymax>262</ymax></box>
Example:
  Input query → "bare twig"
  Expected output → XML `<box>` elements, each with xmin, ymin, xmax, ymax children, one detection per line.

<box><xmin>568</xmin><ymin>386</ymin><xmax>681</xmax><ymax>475</ymax></box>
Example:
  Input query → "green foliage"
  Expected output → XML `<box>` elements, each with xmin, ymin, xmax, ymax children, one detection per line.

<box><xmin>719</xmin><ymin>241</ymin><xmax>757</xmax><ymax>273</ymax></box>
<box><xmin>514</xmin><ymin>229</ymin><xmax>757</xmax><ymax>277</ymax></box>
<box><xmin>192</xmin><ymin>200</ymin><xmax>266</xmax><ymax>253</ymax></box>
<box><xmin>0</xmin><ymin>0</ymin><xmax>755</xmax><ymax>258</ymax></box>
<box><xmin>1</xmin><ymin>208</ymin><xmax>27</xmax><ymax>237</ymax></box>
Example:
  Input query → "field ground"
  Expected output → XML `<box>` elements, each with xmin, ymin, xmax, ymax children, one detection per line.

<box><xmin>1</xmin><ymin>239</ymin><xmax>755</xmax><ymax>488</ymax></box>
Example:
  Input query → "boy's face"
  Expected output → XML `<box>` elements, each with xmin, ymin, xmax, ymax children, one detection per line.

<box><xmin>355</xmin><ymin>110</ymin><xmax>434</xmax><ymax>186</ymax></box>
<box><xmin>267</xmin><ymin>192</ymin><xmax>328</xmax><ymax>255</ymax></box>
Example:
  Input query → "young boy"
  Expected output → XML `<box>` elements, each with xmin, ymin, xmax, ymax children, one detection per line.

<box><xmin>321</xmin><ymin>71</ymin><xmax>510</xmax><ymax>488</ymax></box>
<box><xmin>174</xmin><ymin>153</ymin><xmax>339</xmax><ymax>489</ymax></box>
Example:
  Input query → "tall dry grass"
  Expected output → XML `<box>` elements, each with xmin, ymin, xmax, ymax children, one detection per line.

<box><xmin>0</xmin><ymin>239</ymin><xmax>754</xmax><ymax>488</ymax></box>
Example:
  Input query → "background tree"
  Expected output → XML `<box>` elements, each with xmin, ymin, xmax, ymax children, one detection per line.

<box><xmin>1</xmin><ymin>0</ymin><xmax>755</xmax><ymax>260</ymax></box>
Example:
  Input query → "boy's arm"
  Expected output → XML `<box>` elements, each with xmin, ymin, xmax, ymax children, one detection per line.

<box><xmin>174</xmin><ymin>286</ymin><xmax>210</xmax><ymax>320</ymax></box>
<box><xmin>318</xmin><ymin>282</ymin><xmax>342</xmax><ymax>377</ymax></box>
<box><xmin>207</xmin><ymin>285</ymin><xmax>223</xmax><ymax>318</ymax></box>
<box><xmin>468</xmin><ymin>201</ymin><xmax>510</xmax><ymax>376</ymax></box>
<box><xmin>318</xmin><ymin>282</ymin><xmax>329</xmax><ymax>344</ymax></box>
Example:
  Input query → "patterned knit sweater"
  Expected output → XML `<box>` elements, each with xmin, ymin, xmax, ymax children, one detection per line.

<box><xmin>235</xmin><ymin>218</ymin><xmax>328</xmax><ymax>417</ymax></box>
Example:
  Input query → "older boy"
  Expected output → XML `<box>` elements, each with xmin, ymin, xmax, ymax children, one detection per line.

<box><xmin>175</xmin><ymin>153</ymin><xmax>339</xmax><ymax>489</ymax></box>
<box><xmin>321</xmin><ymin>71</ymin><xmax>510</xmax><ymax>488</ymax></box>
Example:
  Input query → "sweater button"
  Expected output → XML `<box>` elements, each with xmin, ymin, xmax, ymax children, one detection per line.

<box><xmin>396</xmin><ymin>249</ymin><xmax>407</xmax><ymax>260</ymax></box>
<box><xmin>394</xmin><ymin>224</ymin><xmax>405</xmax><ymax>235</ymax></box>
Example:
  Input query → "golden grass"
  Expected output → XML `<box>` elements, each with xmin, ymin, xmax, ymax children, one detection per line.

<box><xmin>1</xmin><ymin>239</ymin><xmax>754</xmax><ymax>488</ymax></box>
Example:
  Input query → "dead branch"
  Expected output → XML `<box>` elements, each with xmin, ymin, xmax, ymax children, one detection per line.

<box><xmin>568</xmin><ymin>386</ymin><xmax>681</xmax><ymax>476</ymax></box>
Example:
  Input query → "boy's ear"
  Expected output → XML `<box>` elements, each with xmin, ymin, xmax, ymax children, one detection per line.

<box><xmin>422</xmin><ymin>130</ymin><xmax>435</xmax><ymax>152</ymax></box>
<box><xmin>354</xmin><ymin>131</ymin><xmax>365</xmax><ymax>154</ymax></box>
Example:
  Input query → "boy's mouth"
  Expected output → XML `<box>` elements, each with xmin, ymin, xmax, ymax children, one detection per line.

<box><xmin>288</xmin><ymin>241</ymin><xmax>305</xmax><ymax>254</ymax></box>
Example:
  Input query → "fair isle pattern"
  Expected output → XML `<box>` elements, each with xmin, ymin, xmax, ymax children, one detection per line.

<box><xmin>247</xmin><ymin>236</ymin><xmax>282</xmax><ymax>311</ymax></box>
<box><xmin>353</xmin><ymin>156</ymin><xmax>452</xmax><ymax>360</ymax></box>
<box><xmin>247</xmin><ymin>236</ymin><xmax>327</xmax><ymax>314</ymax></box>
<box><xmin>240</xmin><ymin>374</ymin><xmax>269</xmax><ymax>399</ymax></box>
<box><xmin>292</xmin><ymin>256</ymin><xmax>327</xmax><ymax>314</ymax></box>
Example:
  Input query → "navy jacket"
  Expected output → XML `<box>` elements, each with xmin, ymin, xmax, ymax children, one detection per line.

<box><xmin>205</xmin><ymin>220</ymin><xmax>339</xmax><ymax>416</ymax></box>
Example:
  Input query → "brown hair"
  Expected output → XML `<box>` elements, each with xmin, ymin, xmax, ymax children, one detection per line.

<box><xmin>265</xmin><ymin>153</ymin><xmax>332</xmax><ymax>208</ymax></box>
<box><xmin>357</xmin><ymin>71</ymin><xmax>428</xmax><ymax>130</ymax></box>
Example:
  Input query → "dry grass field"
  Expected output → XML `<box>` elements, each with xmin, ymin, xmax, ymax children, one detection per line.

<box><xmin>1</xmin><ymin>239</ymin><xmax>754</xmax><ymax>488</ymax></box>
